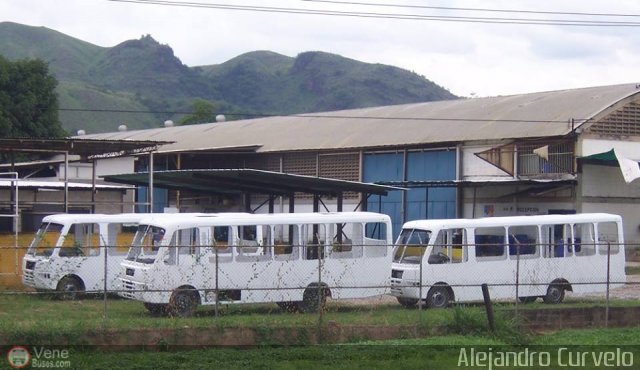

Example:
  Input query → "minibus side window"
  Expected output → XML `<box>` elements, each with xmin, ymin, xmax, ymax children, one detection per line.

<box><xmin>329</xmin><ymin>223</ymin><xmax>361</xmax><ymax>259</ymax></box>
<box><xmin>109</xmin><ymin>223</ymin><xmax>137</xmax><ymax>256</ymax></box>
<box><xmin>573</xmin><ymin>223</ymin><xmax>595</xmax><ymax>256</ymax></box>
<box><xmin>237</xmin><ymin>225</ymin><xmax>272</xmax><ymax>261</ymax></box>
<box><xmin>304</xmin><ymin>223</ymin><xmax>327</xmax><ymax>260</ymax></box>
<box><xmin>507</xmin><ymin>225</ymin><xmax>539</xmax><ymax>259</ymax></box>
<box><xmin>60</xmin><ymin>223</ymin><xmax>100</xmax><ymax>257</ymax></box>
<box><xmin>364</xmin><ymin>222</ymin><xmax>389</xmax><ymax>258</ymax></box>
<box><xmin>475</xmin><ymin>226</ymin><xmax>506</xmax><ymax>260</ymax></box>
<box><xmin>597</xmin><ymin>221</ymin><xmax>620</xmax><ymax>255</ymax></box>
<box><xmin>543</xmin><ymin>224</ymin><xmax>572</xmax><ymax>258</ymax></box>
<box><xmin>273</xmin><ymin>224</ymin><xmax>300</xmax><ymax>260</ymax></box>
<box><xmin>430</xmin><ymin>228</ymin><xmax>467</xmax><ymax>264</ymax></box>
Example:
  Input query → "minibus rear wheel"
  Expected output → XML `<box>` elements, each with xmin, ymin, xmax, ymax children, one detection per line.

<box><xmin>396</xmin><ymin>297</ymin><xmax>419</xmax><ymax>308</ymax></box>
<box><xmin>543</xmin><ymin>284</ymin><xmax>565</xmax><ymax>304</ymax></box>
<box><xmin>144</xmin><ymin>302</ymin><xmax>168</xmax><ymax>316</ymax></box>
<box><xmin>518</xmin><ymin>296</ymin><xmax>538</xmax><ymax>304</ymax></box>
<box><xmin>300</xmin><ymin>286</ymin><xmax>328</xmax><ymax>313</ymax></box>
<box><xmin>277</xmin><ymin>301</ymin><xmax>301</xmax><ymax>313</ymax></box>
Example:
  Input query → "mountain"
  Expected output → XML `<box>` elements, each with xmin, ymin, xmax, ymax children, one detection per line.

<box><xmin>0</xmin><ymin>22</ymin><xmax>457</xmax><ymax>134</ymax></box>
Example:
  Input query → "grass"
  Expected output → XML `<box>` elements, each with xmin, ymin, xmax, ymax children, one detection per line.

<box><xmin>21</xmin><ymin>328</ymin><xmax>640</xmax><ymax>370</ymax></box>
<box><xmin>3</xmin><ymin>294</ymin><xmax>640</xmax><ymax>369</ymax></box>
<box><xmin>1</xmin><ymin>294</ymin><xmax>638</xmax><ymax>337</ymax></box>
<box><xmin>626</xmin><ymin>265</ymin><xmax>640</xmax><ymax>275</ymax></box>
<box><xmin>0</xmin><ymin>294</ymin><xmax>448</xmax><ymax>344</ymax></box>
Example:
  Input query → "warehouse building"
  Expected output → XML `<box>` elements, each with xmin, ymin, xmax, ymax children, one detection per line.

<box><xmin>67</xmin><ymin>83</ymin><xmax>640</xmax><ymax>244</ymax></box>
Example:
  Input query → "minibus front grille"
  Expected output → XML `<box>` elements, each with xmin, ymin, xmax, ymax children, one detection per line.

<box><xmin>23</xmin><ymin>270</ymin><xmax>35</xmax><ymax>284</ymax></box>
<box><xmin>120</xmin><ymin>279</ymin><xmax>136</xmax><ymax>299</ymax></box>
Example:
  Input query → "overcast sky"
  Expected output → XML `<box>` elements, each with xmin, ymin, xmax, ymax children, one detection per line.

<box><xmin>2</xmin><ymin>0</ymin><xmax>640</xmax><ymax>97</ymax></box>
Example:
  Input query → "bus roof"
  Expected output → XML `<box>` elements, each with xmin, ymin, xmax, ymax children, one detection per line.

<box><xmin>402</xmin><ymin>213</ymin><xmax>622</xmax><ymax>230</ymax></box>
<box><xmin>42</xmin><ymin>213</ymin><xmax>157</xmax><ymax>224</ymax></box>
<box><xmin>136</xmin><ymin>212</ymin><xmax>392</xmax><ymax>228</ymax></box>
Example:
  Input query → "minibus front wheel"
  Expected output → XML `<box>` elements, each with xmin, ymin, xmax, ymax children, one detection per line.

<box><xmin>169</xmin><ymin>288</ymin><xmax>199</xmax><ymax>317</ymax></box>
<box><xmin>426</xmin><ymin>284</ymin><xmax>452</xmax><ymax>309</ymax></box>
<box><xmin>56</xmin><ymin>276</ymin><xmax>84</xmax><ymax>300</ymax></box>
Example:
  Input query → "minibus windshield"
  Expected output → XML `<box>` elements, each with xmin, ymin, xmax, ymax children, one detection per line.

<box><xmin>393</xmin><ymin>228</ymin><xmax>430</xmax><ymax>264</ymax></box>
<box><xmin>27</xmin><ymin>223</ymin><xmax>64</xmax><ymax>256</ymax></box>
<box><xmin>126</xmin><ymin>224</ymin><xmax>166</xmax><ymax>264</ymax></box>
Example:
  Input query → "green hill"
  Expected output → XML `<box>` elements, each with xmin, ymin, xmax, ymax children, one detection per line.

<box><xmin>0</xmin><ymin>22</ymin><xmax>456</xmax><ymax>134</ymax></box>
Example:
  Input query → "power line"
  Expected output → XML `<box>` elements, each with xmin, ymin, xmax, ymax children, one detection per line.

<box><xmin>106</xmin><ymin>0</ymin><xmax>640</xmax><ymax>26</ymax></box>
<box><xmin>59</xmin><ymin>107</ymin><xmax>590</xmax><ymax>124</ymax></box>
<box><xmin>302</xmin><ymin>0</ymin><xmax>640</xmax><ymax>19</ymax></box>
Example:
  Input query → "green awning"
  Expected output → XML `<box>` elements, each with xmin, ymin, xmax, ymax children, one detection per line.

<box><xmin>581</xmin><ymin>149</ymin><xmax>617</xmax><ymax>162</ymax></box>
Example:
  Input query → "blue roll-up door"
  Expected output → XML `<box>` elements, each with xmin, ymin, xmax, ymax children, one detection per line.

<box><xmin>363</xmin><ymin>153</ymin><xmax>404</xmax><ymax>238</ymax></box>
<box><xmin>363</xmin><ymin>150</ymin><xmax>456</xmax><ymax>239</ymax></box>
<box><xmin>406</xmin><ymin>151</ymin><xmax>456</xmax><ymax>222</ymax></box>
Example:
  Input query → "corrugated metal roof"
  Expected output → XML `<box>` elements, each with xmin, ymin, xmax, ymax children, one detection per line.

<box><xmin>79</xmin><ymin>83</ymin><xmax>640</xmax><ymax>153</ymax></box>
<box><xmin>0</xmin><ymin>179</ymin><xmax>131</xmax><ymax>189</ymax></box>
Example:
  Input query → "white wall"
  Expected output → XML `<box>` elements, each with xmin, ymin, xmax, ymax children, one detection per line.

<box><xmin>96</xmin><ymin>157</ymin><xmax>135</xmax><ymax>177</ymax></box>
<box><xmin>581</xmin><ymin>164</ymin><xmax>640</xmax><ymax>198</ymax></box>
<box><xmin>580</xmin><ymin>163</ymin><xmax>640</xmax><ymax>244</ymax></box>
<box><xmin>579</xmin><ymin>138</ymin><xmax>640</xmax><ymax>159</ymax></box>
<box><xmin>58</xmin><ymin>157</ymin><xmax>135</xmax><ymax>181</ymax></box>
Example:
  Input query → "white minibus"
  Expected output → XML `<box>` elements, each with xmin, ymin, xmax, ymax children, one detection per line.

<box><xmin>22</xmin><ymin>213</ymin><xmax>147</xmax><ymax>299</ymax></box>
<box><xmin>119</xmin><ymin>212</ymin><xmax>393</xmax><ymax>316</ymax></box>
<box><xmin>391</xmin><ymin>213</ymin><xmax>626</xmax><ymax>308</ymax></box>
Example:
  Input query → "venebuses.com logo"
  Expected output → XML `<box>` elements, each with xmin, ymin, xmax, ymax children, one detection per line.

<box><xmin>6</xmin><ymin>346</ymin><xmax>71</xmax><ymax>369</ymax></box>
<box><xmin>7</xmin><ymin>346</ymin><xmax>30</xmax><ymax>369</ymax></box>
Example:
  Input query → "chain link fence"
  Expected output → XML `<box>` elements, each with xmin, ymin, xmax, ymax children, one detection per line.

<box><xmin>1</xmin><ymin>234</ymin><xmax>640</xmax><ymax>342</ymax></box>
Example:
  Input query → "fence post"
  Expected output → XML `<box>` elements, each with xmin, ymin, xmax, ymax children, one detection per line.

<box><xmin>605</xmin><ymin>242</ymin><xmax>611</xmax><ymax>328</ymax></box>
<box><xmin>418</xmin><ymin>245</ymin><xmax>424</xmax><ymax>310</ymax></box>
<box><xmin>481</xmin><ymin>283</ymin><xmax>495</xmax><ymax>332</ymax></box>
<box><xmin>103</xmin><ymin>243</ymin><xmax>108</xmax><ymax>322</ymax></box>
<box><xmin>214</xmin><ymin>245</ymin><xmax>219</xmax><ymax>318</ymax></box>
<box><xmin>318</xmin><ymin>245</ymin><xmax>323</xmax><ymax>318</ymax></box>
<box><xmin>515</xmin><ymin>244</ymin><xmax>520</xmax><ymax>321</ymax></box>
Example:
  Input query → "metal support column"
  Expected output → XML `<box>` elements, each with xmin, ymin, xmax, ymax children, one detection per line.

<box><xmin>148</xmin><ymin>152</ymin><xmax>154</xmax><ymax>213</ymax></box>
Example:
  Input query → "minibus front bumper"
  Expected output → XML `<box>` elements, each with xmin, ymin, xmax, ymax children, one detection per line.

<box><xmin>390</xmin><ymin>265</ymin><xmax>423</xmax><ymax>299</ymax></box>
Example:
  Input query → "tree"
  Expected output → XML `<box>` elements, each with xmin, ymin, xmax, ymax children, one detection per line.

<box><xmin>0</xmin><ymin>56</ymin><xmax>66</xmax><ymax>138</ymax></box>
<box><xmin>179</xmin><ymin>99</ymin><xmax>216</xmax><ymax>125</ymax></box>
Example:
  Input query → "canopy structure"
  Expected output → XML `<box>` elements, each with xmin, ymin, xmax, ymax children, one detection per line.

<box><xmin>0</xmin><ymin>137</ymin><xmax>172</xmax><ymax>159</ymax></box>
<box><xmin>103</xmin><ymin>169</ymin><xmax>399</xmax><ymax>196</ymax></box>
<box><xmin>103</xmin><ymin>168</ymin><xmax>403</xmax><ymax>212</ymax></box>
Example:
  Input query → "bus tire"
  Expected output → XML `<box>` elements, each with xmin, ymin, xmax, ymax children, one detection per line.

<box><xmin>543</xmin><ymin>284</ymin><xmax>565</xmax><ymax>304</ymax></box>
<box><xmin>169</xmin><ymin>289</ymin><xmax>199</xmax><ymax>317</ymax></box>
<box><xmin>426</xmin><ymin>285</ymin><xmax>451</xmax><ymax>309</ymax></box>
<box><xmin>397</xmin><ymin>297</ymin><xmax>419</xmax><ymax>308</ymax></box>
<box><xmin>144</xmin><ymin>302</ymin><xmax>168</xmax><ymax>316</ymax></box>
<box><xmin>300</xmin><ymin>286</ymin><xmax>328</xmax><ymax>313</ymax></box>
<box><xmin>276</xmin><ymin>301</ymin><xmax>300</xmax><ymax>313</ymax></box>
<box><xmin>56</xmin><ymin>276</ymin><xmax>84</xmax><ymax>300</ymax></box>
<box><xmin>518</xmin><ymin>296</ymin><xmax>538</xmax><ymax>304</ymax></box>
